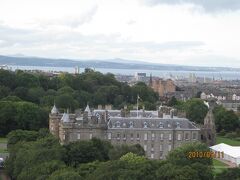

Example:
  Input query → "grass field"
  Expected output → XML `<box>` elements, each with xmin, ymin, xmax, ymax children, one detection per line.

<box><xmin>0</xmin><ymin>138</ymin><xmax>7</xmax><ymax>143</ymax></box>
<box><xmin>213</xmin><ymin>159</ymin><xmax>228</xmax><ymax>175</ymax></box>
<box><xmin>216</xmin><ymin>136</ymin><xmax>240</xmax><ymax>146</ymax></box>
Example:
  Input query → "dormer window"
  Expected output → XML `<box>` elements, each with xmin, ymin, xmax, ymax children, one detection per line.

<box><xmin>176</xmin><ymin>122</ymin><xmax>180</xmax><ymax>128</ymax></box>
<box><xmin>116</xmin><ymin>121</ymin><xmax>120</xmax><ymax>128</ymax></box>
<box><xmin>129</xmin><ymin>121</ymin><xmax>134</xmax><ymax>128</ymax></box>
<box><xmin>159</xmin><ymin>122</ymin><xmax>163</xmax><ymax>128</ymax></box>
<box><xmin>143</xmin><ymin>122</ymin><xmax>148</xmax><ymax>128</ymax></box>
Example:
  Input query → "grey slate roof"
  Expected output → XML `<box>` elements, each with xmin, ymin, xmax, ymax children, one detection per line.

<box><xmin>108</xmin><ymin>117</ymin><xmax>198</xmax><ymax>130</ymax></box>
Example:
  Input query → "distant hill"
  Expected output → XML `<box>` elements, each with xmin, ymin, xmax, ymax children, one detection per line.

<box><xmin>0</xmin><ymin>55</ymin><xmax>238</xmax><ymax>72</ymax></box>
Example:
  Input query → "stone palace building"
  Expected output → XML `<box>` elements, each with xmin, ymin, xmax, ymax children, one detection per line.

<box><xmin>49</xmin><ymin>105</ymin><xmax>214</xmax><ymax>159</ymax></box>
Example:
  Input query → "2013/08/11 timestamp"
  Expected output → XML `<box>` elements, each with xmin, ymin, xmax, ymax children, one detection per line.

<box><xmin>188</xmin><ymin>151</ymin><xmax>224</xmax><ymax>159</ymax></box>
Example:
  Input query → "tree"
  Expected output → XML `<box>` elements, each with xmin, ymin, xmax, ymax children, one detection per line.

<box><xmin>55</xmin><ymin>94</ymin><xmax>79</xmax><ymax>111</ymax></box>
<box><xmin>7</xmin><ymin>130</ymin><xmax>39</xmax><ymax>148</ymax></box>
<box><xmin>63</xmin><ymin>139</ymin><xmax>112</xmax><ymax>167</ymax></box>
<box><xmin>185</xmin><ymin>98</ymin><xmax>208</xmax><ymax>124</ymax></box>
<box><xmin>0</xmin><ymin>69</ymin><xmax>16</xmax><ymax>89</ymax></box>
<box><xmin>109</xmin><ymin>144</ymin><xmax>145</xmax><ymax>160</ymax></box>
<box><xmin>168</xmin><ymin>96</ymin><xmax>178</xmax><ymax>107</ymax></box>
<box><xmin>13</xmin><ymin>86</ymin><xmax>28</xmax><ymax>100</ymax></box>
<box><xmin>0</xmin><ymin>101</ymin><xmax>48</xmax><ymax>136</ymax></box>
<box><xmin>213</xmin><ymin>106</ymin><xmax>240</xmax><ymax>132</ymax></box>
<box><xmin>9</xmin><ymin>136</ymin><xmax>65</xmax><ymax>179</ymax></box>
<box><xmin>0</xmin><ymin>85</ymin><xmax>10</xmax><ymax>99</ymax></box>
<box><xmin>215</xmin><ymin>168</ymin><xmax>240</xmax><ymax>180</ymax></box>
<box><xmin>48</xmin><ymin>168</ymin><xmax>82</xmax><ymax>180</ymax></box>
<box><xmin>17</xmin><ymin>160</ymin><xmax>66</xmax><ymax>180</ymax></box>
<box><xmin>27</xmin><ymin>87</ymin><xmax>45</xmax><ymax>104</ymax></box>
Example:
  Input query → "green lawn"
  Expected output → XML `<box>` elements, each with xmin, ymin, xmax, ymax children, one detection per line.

<box><xmin>213</xmin><ymin>159</ymin><xmax>228</xmax><ymax>175</ymax></box>
<box><xmin>0</xmin><ymin>138</ymin><xmax>7</xmax><ymax>143</ymax></box>
<box><xmin>216</xmin><ymin>136</ymin><xmax>240</xmax><ymax>146</ymax></box>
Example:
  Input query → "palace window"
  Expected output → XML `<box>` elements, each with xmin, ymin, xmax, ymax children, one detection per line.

<box><xmin>159</xmin><ymin>144</ymin><xmax>163</xmax><ymax>151</ymax></box>
<box><xmin>117</xmin><ymin>133</ymin><xmax>120</xmax><ymax>140</ymax></box>
<box><xmin>192</xmin><ymin>133</ymin><xmax>197</xmax><ymax>140</ymax></box>
<box><xmin>151</xmin><ymin>133</ymin><xmax>155</xmax><ymax>140</ymax></box>
<box><xmin>177</xmin><ymin>133</ymin><xmax>181</xmax><ymax>141</ymax></box>
<box><xmin>144</xmin><ymin>145</ymin><xmax>147</xmax><ymax>151</ymax></box>
<box><xmin>151</xmin><ymin>144</ymin><xmax>154</xmax><ymax>152</ymax></box>
<box><xmin>137</xmin><ymin>133</ymin><xmax>140</xmax><ymax>140</ymax></box>
<box><xmin>144</xmin><ymin>133</ymin><xmax>148</xmax><ymax>140</ymax></box>
<box><xmin>169</xmin><ymin>133</ymin><xmax>172</xmax><ymax>141</ymax></box>
<box><xmin>123</xmin><ymin>134</ymin><xmax>126</xmax><ymax>140</ymax></box>
<box><xmin>108</xmin><ymin>133</ymin><xmax>111</xmax><ymax>140</ymax></box>
<box><xmin>160</xmin><ymin>133</ymin><xmax>164</xmax><ymax>140</ymax></box>
<box><xmin>151</xmin><ymin>153</ymin><xmax>154</xmax><ymax>159</ymax></box>
<box><xmin>130</xmin><ymin>133</ymin><xmax>133</xmax><ymax>140</ymax></box>
<box><xmin>168</xmin><ymin>144</ymin><xmax>172</xmax><ymax>151</ymax></box>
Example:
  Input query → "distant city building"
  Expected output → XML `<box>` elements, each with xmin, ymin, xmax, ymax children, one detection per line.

<box><xmin>150</xmin><ymin>78</ymin><xmax>176</xmax><ymax>97</ymax></box>
<box><xmin>49</xmin><ymin>104</ymin><xmax>215</xmax><ymax>159</ymax></box>
<box><xmin>134</xmin><ymin>72</ymin><xmax>147</xmax><ymax>81</ymax></box>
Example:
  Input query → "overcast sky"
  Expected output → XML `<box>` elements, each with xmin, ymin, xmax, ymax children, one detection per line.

<box><xmin>0</xmin><ymin>0</ymin><xmax>240</xmax><ymax>67</ymax></box>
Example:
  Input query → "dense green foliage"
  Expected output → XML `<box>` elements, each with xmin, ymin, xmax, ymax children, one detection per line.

<box><xmin>170</xmin><ymin>98</ymin><xmax>208</xmax><ymax>124</ymax></box>
<box><xmin>214</xmin><ymin>168</ymin><xmax>240</xmax><ymax>180</ymax></box>
<box><xmin>185</xmin><ymin>98</ymin><xmax>208</xmax><ymax>124</ymax></box>
<box><xmin>5</xmin><ymin>130</ymin><xmax>218</xmax><ymax>180</ymax></box>
<box><xmin>213</xmin><ymin>105</ymin><xmax>240</xmax><ymax>132</ymax></box>
<box><xmin>0</xmin><ymin>69</ymin><xmax>159</xmax><ymax>111</ymax></box>
<box><xmin>0</xmin><ymin>101</ymin><xmax>48</xmax><ymax>136</ymax></box>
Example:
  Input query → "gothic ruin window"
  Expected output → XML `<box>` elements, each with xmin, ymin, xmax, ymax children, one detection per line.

<box><xmin>208</xmin><ymin>134</ymin><xmax>211</xmax><ymax>140</ymax></box>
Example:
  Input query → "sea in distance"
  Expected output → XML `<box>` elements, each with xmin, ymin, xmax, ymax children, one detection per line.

<box><xmin>8</xmin><ymin>65</ymin><xmax>240</xmax><ymax>80</ymax></box>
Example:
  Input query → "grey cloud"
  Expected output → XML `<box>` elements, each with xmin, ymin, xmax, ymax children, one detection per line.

<box><xmin>0</xmin><ymin>23</ymin><xmax>204</xmax><ymax>56</ymax></box>
<box><xmin>143</xmin><ymin>0</ymin><xmax>240</xmax><ymax>12</ymax></box>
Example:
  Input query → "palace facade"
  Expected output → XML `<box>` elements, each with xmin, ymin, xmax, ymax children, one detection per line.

<box><xmin>49</xmin><ymin>105</ymin><xmax>215</xmax><ymax>159</ymax></box>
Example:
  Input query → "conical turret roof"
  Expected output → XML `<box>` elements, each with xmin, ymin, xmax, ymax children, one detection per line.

<box><xmin>51</xmin><ymin>104</ymin><xmax>58</xmax><ymax>114</ymax></box>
